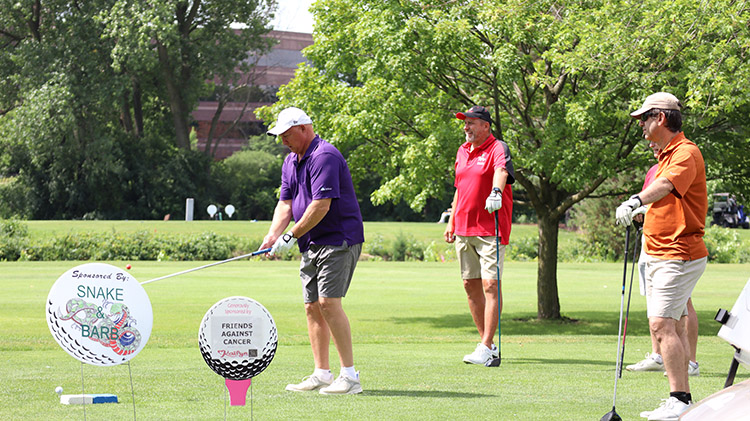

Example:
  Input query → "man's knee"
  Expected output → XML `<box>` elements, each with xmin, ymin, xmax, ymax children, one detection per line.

<box><xmin>318</xmin><ymin>297</ymin><xmax>343</xmax><ymax>315</ymax></box>
<box><xmin>305</xmin><ymin>301</ymin><xmax>322</xmax><ymax>318</ymax></box>
<box><xmin>463</xmin><ymin>278</ymin><xmax>482</xmax><ymax>293</ymax></box>
<box><xmin>649</xmin><ymin>317</ymin><xmax>677</xmax><ymax>340</ymax></box>
<box><xmin>482</xmin><ymin>278</ymin><xmax>498</xmax><ymax>295</ymax></box>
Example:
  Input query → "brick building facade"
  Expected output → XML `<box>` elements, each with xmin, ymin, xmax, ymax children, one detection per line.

<box><xmin>193</xmin><ymin>30</ymin><xmax>313</xmax><ymax>159</ymax></box>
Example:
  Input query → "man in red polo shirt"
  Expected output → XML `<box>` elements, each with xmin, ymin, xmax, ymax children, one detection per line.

<box><xmin>616</xmin><ymin>92</ymin><xmax>707</xmax><ymax>420</ymax></box>
<box><xmin>444</xmin><ymin>105</ymin><xmax>515</xmax><ymax>365</ymax></box>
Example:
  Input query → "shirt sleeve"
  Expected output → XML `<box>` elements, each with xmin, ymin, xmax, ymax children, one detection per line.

<box><xmin>279</xmin><ymin>156</ymin><xmax>293</xmax><ymax>201</ymax></box>
<box><xmin>492</xmin><ymin>141</ymin><xmax>515</xmax><ymax>185</ymax></box>
<box><xmin>662</xmin><ymin>147</ymin><xmax>697</xmax><ymax>199</ymax></box>
<box><xmin>309</xmin><ymin>152</ymin><xmax>341</xmax><ymax>200</ymax></box>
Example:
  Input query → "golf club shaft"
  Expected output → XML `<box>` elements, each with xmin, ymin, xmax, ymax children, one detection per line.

<box><xmin>495</xmin><ymin>211</ymin><xmax>501</xmax><ymax>359</ymax></box>
<box><xmin>619</xmin><ymin>228</ymin><xmax>642</xmax><ymax>377</ymax></box>
<box><xmin>140</xmin><ymin>248</ymin><xmax>272</xmax><ymax>285</ymax></box>
<box><xmin>612</xmin><ymin>224</ymin><xmax>631</xmax><ymax>406</ymax></box>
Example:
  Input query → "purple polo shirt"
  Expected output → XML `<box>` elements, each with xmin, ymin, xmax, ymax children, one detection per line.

<box><xmin>280</xmin><ymin>135</ymin><xmax>364</xmax><ymax>252</ymax></box>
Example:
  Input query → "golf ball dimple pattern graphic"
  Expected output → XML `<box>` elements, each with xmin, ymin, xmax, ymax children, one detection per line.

<box><xmin>198</xmin><ymin>297</ymin><xmax>277</xmax><ymax>380</ymax></box>
<box><xmin>47</xmin><ymin>300</ymin><xmax>123</xmax><ymax>366</ymax></box>
<box><xmin>198</xmin><ymin>328</ymin><xmax>277</xmax><ymax>380</ymax></box>
<box><xmin>46</xmin><ymin>263</ymin><xmax>153</xmax><ymax>366</ymax></box>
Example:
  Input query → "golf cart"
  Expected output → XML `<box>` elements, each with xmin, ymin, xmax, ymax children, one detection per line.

<box><xmin>711</xmin><ymin>193</ymin><xmax>750</xmax><ymax>229</ymax></box>
<box><xmin>680</xmin><ymin>278</ymin><xmax>750</xmax><ymax>419</ymax></box>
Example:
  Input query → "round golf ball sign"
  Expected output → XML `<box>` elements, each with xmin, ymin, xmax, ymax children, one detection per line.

<box><xmin>46</xmin><ymin>263</ymin><xmax>152</xmax><ymax>366</ymax></box>
<box><xmin>198</xmin><ymin>296</ymin><xmax>277</xmax><ymax>380</ymax></box>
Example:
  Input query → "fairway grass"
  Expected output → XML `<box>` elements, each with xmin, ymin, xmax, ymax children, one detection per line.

<box><xmin>2</xmin><ymin>260</ymin><xmax>749</xmax><ymax>420</ymax></box>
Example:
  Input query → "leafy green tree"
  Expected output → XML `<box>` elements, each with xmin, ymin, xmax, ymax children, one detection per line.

<box><xmin>261</xmin><ymin>0</ymin><xmax>750</xmax><ymax>319</ymax></box>
<box><xmin>209</xmin><ymin>149</ymin><xmax>281</xmax><ymax>220</ymax></box>
<box><xmin>0</xmin><ymin>0</ymin><xmax>276</xmax><ymax>218</ymax></box>
<box><xmin>101</xmin><ymin>0</ymin><xmax>276</xmax><ymax>150</ymax></box>
<box><xmin>0</xmin><ymin>0</ymin><xmax>135</xmax><ymax>218</ymax></box>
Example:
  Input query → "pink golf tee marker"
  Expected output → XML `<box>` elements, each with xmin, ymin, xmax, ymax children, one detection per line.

<box><xmin>225</xmin><ymin>378</ymin><xmax>252</xmax><ymax>406</ymax></box>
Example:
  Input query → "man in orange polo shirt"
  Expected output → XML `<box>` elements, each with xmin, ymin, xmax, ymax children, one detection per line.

<box><xmin>616</xmin><ymin>92</ymin><xmax>707</xmax><ymax>421</ymax></box>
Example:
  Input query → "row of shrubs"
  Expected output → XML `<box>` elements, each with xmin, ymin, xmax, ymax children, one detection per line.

<box><xmin>0</xmin><ymin>220</ymin><xmax>260</xmax><ymax>262</ymax></box>
<box><xmin>1</xmin><ymin>220</ymin><xmax>747</xmax><ymax>263</ymax></box>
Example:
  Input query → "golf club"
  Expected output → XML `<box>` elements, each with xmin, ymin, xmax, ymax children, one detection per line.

<box><xmin>619</xmin><ymin>226</ymin><xmax>642</xmax><ymax>378</ymax></box>
<box><xmin>485</xmin><ymin>211</ymin><xmax>502</xmax><ymax>367</ymax></box>
<box><xmin>600</xmin><ymin>224</ymin><xmax>631</xmax><ymax>421</ymax></box>
<box><xmin>140</xmin><ymin>248</ymin><xmax>272</xmax><ymax>285</ymax></box>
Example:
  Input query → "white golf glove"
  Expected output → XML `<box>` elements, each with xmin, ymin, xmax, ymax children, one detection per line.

<box><xmin>615</xmin><ymin>195</ymin><xmax>643</xmax><ymax>226</ymax></box>
<box><xmin>632</xmin><ymin>205</ymin><xmax>647</xmax><ymax>217</ymax></box>
<box><xmin>485</xmin><ymin>188</ymin><xmax>503</xmax><ymax>213</ymax></box>
<box><xmin>271</xmin><ymin>231</ymin><xmax>297</xmax><ymax>255</ymax></box>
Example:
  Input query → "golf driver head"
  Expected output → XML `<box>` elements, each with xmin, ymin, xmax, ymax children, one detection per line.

<box><xmin>600</xmin><ymin>408</ymin><xmax>622</xmax><ymax>421</ymax></box>
<box><xmin>485</xmin><ymin>357</ymin><xmax>501</xmax><ymax>367</ymax></box>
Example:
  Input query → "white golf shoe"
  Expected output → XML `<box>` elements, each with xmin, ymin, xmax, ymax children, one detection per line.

<box><xmin>644</xmin><ymin>397</ymin><xmax>691</xmax><ymax>420</ymax></box>
<box><xmin>463</xmin><ymin>343</ymin><xmax>493</xmax><ymax>365</ymax></box>
<box><xmin>626</xmin><ymin>353</ymin><xmax>664</xmax><ymax>372</ymax></box>
<box><xmin>663</xmin><ymin>361</ymin><xmax>700</xmax><ymax>377</ymax></box>
<box><xmin>491</xmin><ymin>344</ymin><xmax>499</xmax><ymax>359</ymax></box>
<box><xmin>319</xmin><ymin>372</ymin><xmax>362</xmax><ymax>395</ymax></box>
<box><xmin>285</xmin><ymin>373</ymin><xmax>333</xmax><ymax>392</ymax></box>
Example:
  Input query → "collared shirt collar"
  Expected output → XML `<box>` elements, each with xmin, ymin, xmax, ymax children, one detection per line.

<box><xmin>461</xmin><ymin>134</ymin><xmax>496</xmax><ymax>153</ymax></box>
<box><xmin>658</xmin><ymin>132</ymin><xmax>687</xmax><ymax>161</ymax></box>
<box><xmin>296</xmin><ymin>135</ymin><xmax>321</xmax><ymax>164</ymax></box>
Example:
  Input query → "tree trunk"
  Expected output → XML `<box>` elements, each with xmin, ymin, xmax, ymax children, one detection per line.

<box><xmin>157</xmin><ymin>43</ymin><xmax>190</xmax><ymax>149</ymax></box>
<box><xmin>120</xmin><ymin>92</ymin><xmax>133</xmax><ymax>134</ymax></box>
<box><xmin>131</xmin><ymin>78</ymin><xmax>144</xmax><ymax>137</ymax></box>
<box><xmin>537</xmin><ymin>212</ymin><xmax>561</xmax><ymax>319</ymax></box>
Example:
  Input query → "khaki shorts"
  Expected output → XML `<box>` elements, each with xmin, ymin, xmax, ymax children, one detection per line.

<box><xmin>300</xmin><ymin>242</ymin><xmax>361</xmax><ymax>303</ymax></box>
<box><xmin>643</xmin><ymin>254</ymin><xmax>706</xmax><ymax>320</ymax></box>
<box><xmin>455</xmin><ymin>235</ymin><xmax>505</xmax><ymax>280</ymax></box>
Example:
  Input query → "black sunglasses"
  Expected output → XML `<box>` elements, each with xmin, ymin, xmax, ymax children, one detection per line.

<box><xmin>640</xmin><ymin>110</ymin><xmax>660</xmax><ymax>122</ymax></box>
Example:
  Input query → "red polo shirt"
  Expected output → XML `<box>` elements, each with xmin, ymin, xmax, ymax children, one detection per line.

<box><xmin>453</xmin><ymin>135</ymin><xmax>514</xmax><ymax>244</ymax></box>
<box><xmin>643</xmin><ymin>164</ymin><xmax>658</xmax><ymax>189</ymax></box>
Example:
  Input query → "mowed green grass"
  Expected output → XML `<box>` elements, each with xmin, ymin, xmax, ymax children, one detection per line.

<box><xmin>22</xmin><ymin>220</ymin><xmax>552</xmax><ymax>243</ymax></box>
<box><xmin>2</xmin><ymin>258</ymin><xmax>749</xmax><ymax>420</ymax></box>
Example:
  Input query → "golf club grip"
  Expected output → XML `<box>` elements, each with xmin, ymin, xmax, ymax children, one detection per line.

<box><xmin>141</xmin><ymin>248</ymin><xmax>272</xmax><ymax>285</ymax></box>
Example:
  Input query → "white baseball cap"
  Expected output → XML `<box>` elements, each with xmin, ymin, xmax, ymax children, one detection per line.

<box><xmin>630</xmin><ymin>92</ymin><xmax>682</xmax><ymax>118</ymax></box>
<box><xmin>267</xmin><ymin>107</ymin><xmax>313</xmax><ymax>135</ymax></box>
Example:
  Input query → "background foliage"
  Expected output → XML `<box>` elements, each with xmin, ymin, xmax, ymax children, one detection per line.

<box><xmin>0</xmin><ymin>0</ymin><xmax>275</xmax><ymax>219</ymax></box>
<box><xmin>258</xmin><ymin>0</ymin><xmax>750</xmax><ymax>319</ymax></box>
<box><xmin>2</xmin><ymin>219</ymin><xmax>747</xmax><ymax>263</ymax></box>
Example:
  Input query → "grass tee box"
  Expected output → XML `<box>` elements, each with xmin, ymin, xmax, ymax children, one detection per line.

<box><xmin>2</xmin><ymin>258</ymin><xmax>749</xmax><ymax>419</ymax></box>
<box><xmin>21</xmin><ymin>220</ymin><xmax>548</xmax><ymax>244</ymax></box>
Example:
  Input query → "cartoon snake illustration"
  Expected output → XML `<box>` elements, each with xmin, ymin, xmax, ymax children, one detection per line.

<box><xmin>59</xmin><ymin>299</ymin><xmax>141</xmax><ymax>355</ymax></box>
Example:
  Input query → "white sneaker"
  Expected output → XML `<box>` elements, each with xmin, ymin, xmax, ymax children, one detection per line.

<box><xmin>463</xmin><ymin>343</ymin><xmax>493</xmax><ymax>365</ymax></box>
<box><xmin>626</xmin><ymin>353</ymin><xmax>664</xmax><ymax>372</ymax></box>
<box><xmin>662</xmin><ymin>362</ymin><xmax>700</xmax><ymax>377</ymax></box>
<box><xmin>646</xmin><ymin>397</ymin><xmax>691</xmax><ymax>421</ymax></box>
<box><xmin>688</xmin><ymin>362</ymin><xmax>700</xmax><ymax>376</ymax></box>
<box><xmin>285</xmin><ymin>373</ymin><xmax>333</xmax><ymax>392</ymax></box>
<box><xmin>490</xmin><ymin>344</ymin><xmax>499</xmax><ymax>358</ymax></box>
<box><xmin>319</xmin><ymin>373</ymin><xmax>362</xmax><ymax>395</ymax></box>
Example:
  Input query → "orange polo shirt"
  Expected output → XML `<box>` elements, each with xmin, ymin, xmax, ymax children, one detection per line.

<box><xmin>643</xmin><ymin>132</ymin><xmax>708</xmax><ymax>260</ymax></box>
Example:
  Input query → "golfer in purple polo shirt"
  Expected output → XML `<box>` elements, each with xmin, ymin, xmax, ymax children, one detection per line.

<box><xmin>260</xmin><ymin>107</ymin><xmax>365</xmax><ymax>395</ymax></box>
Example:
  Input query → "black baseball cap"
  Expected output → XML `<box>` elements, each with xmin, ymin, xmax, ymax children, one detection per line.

<box><xmin>456</xmin><ymin>105</ymin><xmax>492</xmax><ymax>124</ymax></box>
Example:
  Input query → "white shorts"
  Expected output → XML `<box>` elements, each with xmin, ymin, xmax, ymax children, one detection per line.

<box><xmin>644</xmin><ymin>254</ymin><xmax>706</xmax><ymax>320</ymax></box>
